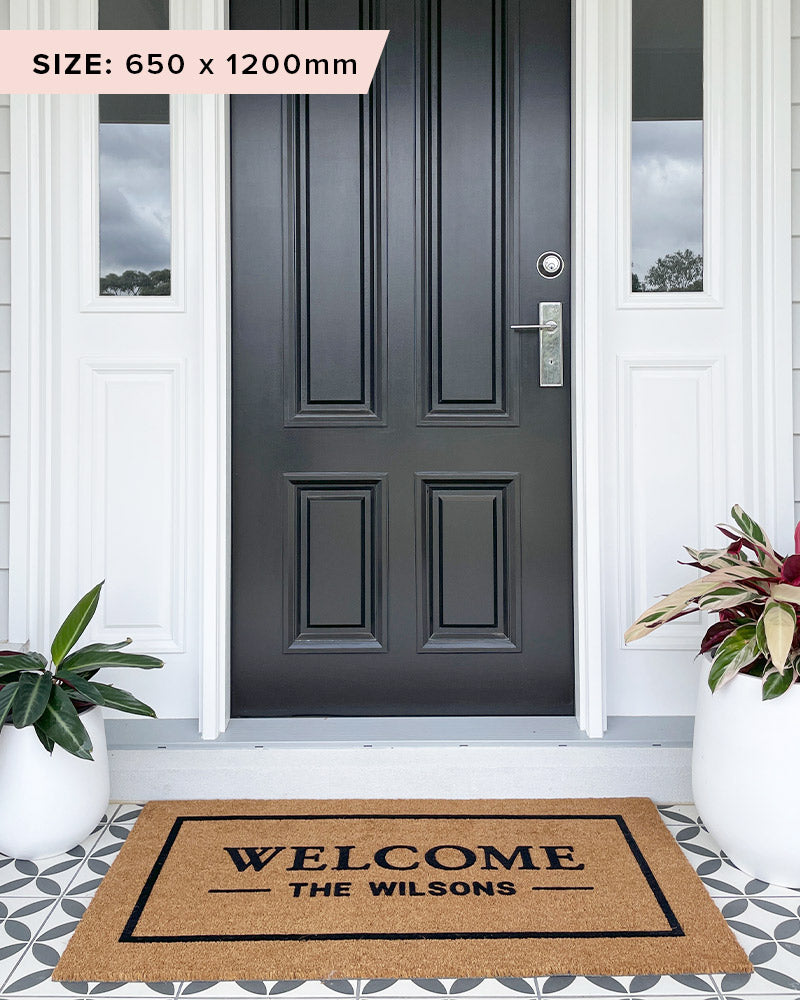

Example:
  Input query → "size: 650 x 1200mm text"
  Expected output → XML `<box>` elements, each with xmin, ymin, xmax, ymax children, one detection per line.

<box><xmin>32</xmin><ymin>52</ymin><xmax>358</xmax><ymax>76</ymax></box>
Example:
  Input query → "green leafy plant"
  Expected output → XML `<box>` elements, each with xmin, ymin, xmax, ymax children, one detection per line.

<box><xmin>0</xmin><ymin>582</ymin><xmax>164</xmax><ymax>759</ymax></box>
<box><xmin>625</xmin><ymin>505</ymin><xmax>800</xmax><ymax>701</ymax></box>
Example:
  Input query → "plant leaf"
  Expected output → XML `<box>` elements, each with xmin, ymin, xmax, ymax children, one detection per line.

<box><xmin>683</xmin><ymin>546</ymin><xmax>748</xmax><ymax>571</ymax></box>
<box><xmin>0</xmin><ymin>652</ymin><xmax>48</xmax><ymax>677</ymax></box>
<box><xmin>755</xmin><ymin>614</ymin><xmax>769</xmax><ymax>656</ymax></box>
<box><xmin>54</xmin><ymin>672</ymin><xmax>106</xmax><ymax>705</ymax></box>
<box><xmin>699</xmin><ymin>619</ymin><xmax>740</xmax><ymax>655</ymax></box>
<box><xmin>0</xmin><ymin>681</ymin><xmax>18</xmax><ymax>727</ymax></box>
<box><xmin>50</xmin><ymin>581</ymin><xmax>104</xmax><ymax>669</ymax></box>
<box><xmin>744</xmin><ymin>656</ymin><xmax>769</xmax><ymax>678</ymax></box>
<box><xmin>625</xmin><ymin>563</ymin><xmax>773</xmax><ymax>643</ymax></box>
<box><xmin>708</xmin><ymin>624</ymin><xmax>759</xmax><ymax>692</ymax></box>
<box><xmin>37</xmin><ymin>685</ymin><xmax>94</xmax><ymax>760</ymax></box>
<box><xmin>730</xmin><ymin>505</ymin><xmax>772</xmax><ymax>549</ymax></box>
<box><xmin>709</xmin><ymin>640</ymin><xmax>760</xmax><ymax>691</ymax></box>
<box><xmin>696</xmin><ymin>586</ymin><xmax>760</xmax><ymax>613</ymax></box>
<box><xmin>90</xmin><ymin>683</ymin><xmax>156</xmax><ymax>718</ymax></box>
<box><xmin>59</xmin><ymin>650</ymin><xmax>164</xmax><ymax>674</ymax></box>
<box><xmin>762</xmin><ymin>600</ymin><xmax>796</xmax><ymax>673</ymax></box>
<box><xmin>33</xmin><ymin>724</ymin><xmax>55</xmax><ymax>754</ymax></box>
<box><xmin>12</xmin><ymin>671</ymin><xmax>53</xmax><ymax>728</ymax></box>
<box><xmin>59</xmin><ymin>639</ymin><xmax>132</xmax><ymax>671</ymax></box>
<box><xmin>769</xmin><ymin>582</ymin><xmax>800</xmax><ymax>603</ymax></box>
<box><xmin>717</xmin><ymin>517</ymin><xmax>781</xmax><ymax>572</ymax></box>
<box><xmin>762</xmin><ymin>667</ymin><xmax>795</xmax><ymax>700</ymax></box>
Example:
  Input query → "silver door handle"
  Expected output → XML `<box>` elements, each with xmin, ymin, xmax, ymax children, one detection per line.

<box><xmin>510</xmin><ymin>321</ymin><xmax>557</xmax><ymax>331</ymax></box>
<box><xmin>510</xmin><ymin>302</ymin><xmax>563</xmax><ymax>387</ymax></box>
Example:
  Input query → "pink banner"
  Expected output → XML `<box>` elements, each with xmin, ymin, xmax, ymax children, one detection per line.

<box><xmin>0</xmin><ymin>30</ymin><xmax>389</xmax><ymax>94</ymax></box>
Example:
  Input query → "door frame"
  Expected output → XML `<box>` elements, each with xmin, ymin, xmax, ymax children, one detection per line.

<box><xmin>7</xmin><ymin>0</ymin><xmax>793</xmax><ymax>740</ymax></box>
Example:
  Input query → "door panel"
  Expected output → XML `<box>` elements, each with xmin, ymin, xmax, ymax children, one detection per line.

<box><xmin>415</xmin><ymin>475</ymin><xmax>521</xmax><ymax>652</ymax></box>
<box><xmin>284</xmin><ymin>475</ymin><xmax>387</xmax><ymax>652</ymax></box>
<box><xmin>418</xmin><ymin>0</ymin><xmax>518</xmax><ymax>424</ymax></box>
<box><xmin>230</xmin><ymin>0</ymin><xmax>574</xmax><ymax>717</ymax></box>
<box><xmin>284</xmin><ymin>89</ymin><xmax>385</xmax><ymax>425</ymax></box>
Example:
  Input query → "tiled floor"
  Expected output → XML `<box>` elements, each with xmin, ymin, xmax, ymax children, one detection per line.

<box><xmin>0</xmin><ymin>804</ymin><xmax>798</xmax><ymax>1000</ymax></box>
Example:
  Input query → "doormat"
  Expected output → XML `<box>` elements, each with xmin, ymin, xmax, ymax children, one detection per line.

<box><xmin>54</xmin><ymin>798</ymin><xmax>751</xmax><ymax>982</ymax></box>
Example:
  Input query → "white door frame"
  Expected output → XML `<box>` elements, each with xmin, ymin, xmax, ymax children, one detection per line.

<box><xmin>7</xmin><ymin>0</ymin><xmax>793</xmax><ymax>740</ymax></box>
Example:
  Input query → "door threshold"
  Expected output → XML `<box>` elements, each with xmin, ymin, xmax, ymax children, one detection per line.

<box><xmin>106</xmin><ymin>715</ymin><xmax>693</xmax><ymax>750</ymax></box>
<box><xmin>106</xmin><ymin>718</ymin><xmax>693</xmax><ymax>801</ymax></box>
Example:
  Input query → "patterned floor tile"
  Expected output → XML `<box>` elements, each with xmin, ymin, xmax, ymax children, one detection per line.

<box><xmin>176</xmin><ymin>981</ymin><xmax>358</xmax><ymax>998</ymax></box>
<box><xmin>0</xmin><ymin>814</ymin><xmax>112</xmax><ymax>901</ymax></box>
<box><xmin>672</xmin><ymin>827</ymin><xmax>800</xmax><ymax>900</ymax></box>
<box><xmin>655</xmin><ymin>806</ymin><xmax>702</xmax><ymax>828</ymax></box>
<box><xmin>355</xmin><ymin>979</ymin><xmax>538</xmax><ymax>998</ymax></box>
<box><xmin>712</xmin><ymin>897</ymin><xmax>800</xmax><ymax>994</ymax></box>
<box><xmin>107</xmin><ymin>805</ymin><xmax>145</xmax><ymax>833</ymax></box>
<box><xmin>0</xmin><ymin>897</ymin><xmax>59</xmax><ymax>990</ymax></box>
<box><xmin>0</xmin><ymin>851</ymin><xmax>89</xmax><ymax>901</ymax></box>
<box><xmin>0</xmin><ymin>897</ymin><xmax>182</xmax><ymax>997</ymax></box>
<box><xmin>61</xmin><ymin>830</ymin><xmax>129</xmax><ymax>900</ymax></box>
<box><xmin>534</xmin><ymin>973</ymin><xmax>719</xmax><ymax>996</ymax></box>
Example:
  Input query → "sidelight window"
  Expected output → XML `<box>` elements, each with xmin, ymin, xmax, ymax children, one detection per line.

<box><xmin>98</xmin><ymin>0</ymin><xmax>171</xmax><ymax>297</ymax></box>
<box><xmin>631</xmin><ymin>0</ymin><xmax>703</xmax><ymax>293</ymax></box>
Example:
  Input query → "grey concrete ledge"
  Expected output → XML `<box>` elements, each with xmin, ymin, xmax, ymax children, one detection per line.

<box><xmin>106</xmin><ymin>715</ymin><xmax>694</xmax><ymax>750</ymax></box>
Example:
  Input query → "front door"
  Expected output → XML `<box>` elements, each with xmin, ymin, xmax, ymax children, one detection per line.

<box><xmin>230</xmin><ymin>0</ymin><xmax>573</xmax><ymax>716</ymax></box>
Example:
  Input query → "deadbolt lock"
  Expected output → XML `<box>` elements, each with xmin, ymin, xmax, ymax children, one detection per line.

<box><xmin>537</xmin><ymin>251</ymin><xmax>565</xmax><ymax>279</ymax></box>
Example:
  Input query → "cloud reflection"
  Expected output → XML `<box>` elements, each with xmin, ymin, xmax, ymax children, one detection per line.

<box><xmin>99</xmin><ymin>123</ymin><xmax>171</xmax><ymax>276</ymax></box>
<box><xmin>631</xmin><ymin>119</ymin><xmax>703</xmax><ymax>284</ymax></box>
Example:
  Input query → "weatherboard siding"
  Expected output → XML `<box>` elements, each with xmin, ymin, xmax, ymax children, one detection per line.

<box><xmin>794</xmin><ymin>3</ymin><xmax>800</xmax><ymax>531</ymax></box>
<box><xmin>0</xmin><ymin>1</ymin><xmax>10</xmax><ymax>641</ymax></box>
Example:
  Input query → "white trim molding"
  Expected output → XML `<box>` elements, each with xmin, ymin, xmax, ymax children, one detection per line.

<box><xmin>571</xmin><ymin>0</ymin><xmax>607</xmax><ymax>737</ymax></box>
<box><xmin>195</xmin><ymin>0</ymin><xmax>231</xmax><ymax>740</ymax></box>
<box><xmin>7</xmin><ymin>0</ymin><xmax>794</xmax><ymax>740</ymax></box>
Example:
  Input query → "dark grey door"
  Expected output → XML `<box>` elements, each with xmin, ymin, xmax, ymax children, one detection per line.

<box><xmin>230</xmin><ymin>0</ymin><xmax>573</xmax><ymax>717</ymax></box>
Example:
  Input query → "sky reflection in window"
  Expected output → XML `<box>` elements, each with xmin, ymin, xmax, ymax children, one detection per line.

<box><xmin>99</xmin><ymin>121</ymin><xmax>171</xmax><ymax>295</ymax></box>
<box><xmin>631</xmin><ymin>120</ymin><xmax>703</xmax><ymax>291</ymax></box>
<box><xmin>99</xmin><ymin>0</ymin><xmax>170</xmax><ymax>297</ymax></box>
<box><xmin>632</xmin><ymin>0</ymin><xmax>703</xmax><ymax>293</ymax></box>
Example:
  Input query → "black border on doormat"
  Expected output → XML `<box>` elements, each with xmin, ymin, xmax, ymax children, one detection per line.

<box><xmin>119</xmin><ymin>813</ymin><xmax>684</xmax><ymax>944</ymax></box>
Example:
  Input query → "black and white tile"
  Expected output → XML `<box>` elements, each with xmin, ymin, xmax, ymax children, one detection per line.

<box><xmin>1</xmin><ymin>803</ymin><xmax>798</xmax><ymax>1000</ymax></box>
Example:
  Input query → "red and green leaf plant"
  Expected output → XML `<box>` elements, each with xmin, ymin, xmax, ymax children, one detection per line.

<box><xmin>0</xmin><ymin>581</ymin><xmax>164</xmax><ymax>758</ymax></box>
<box><xmin>625</xmin><ymin>505</ymin><xmax>800</xmax><ymax>701</ymax></box>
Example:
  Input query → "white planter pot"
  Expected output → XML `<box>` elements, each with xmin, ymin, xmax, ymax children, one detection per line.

<box><xmin>0</xmin><ymin>705</ymin><xmax>110</xmax><ymax>860</ymax></box>
<box><xmin>692</xmin><ymin>664</ymin><xmax>800</xmax><ymax>888</ymax></box>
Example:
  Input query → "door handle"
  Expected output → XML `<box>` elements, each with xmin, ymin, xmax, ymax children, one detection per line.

<box><xmin>509</xmin><ymin>321</ymin><xmax>558</xmax><ymax>332</ymax></box>
<box><xmin>510</xmin><ymin>302</ymin><xmax>563</xmax><ymax>387</ymax></box>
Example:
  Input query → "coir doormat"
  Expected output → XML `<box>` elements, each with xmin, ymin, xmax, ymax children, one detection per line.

<box><xmin>54</xmin><ymin>798</ymin><xmax>751</xmax><ymax>982</ymax></box>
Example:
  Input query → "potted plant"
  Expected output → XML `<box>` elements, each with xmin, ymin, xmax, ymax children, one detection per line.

<box><xmin>0</xmin><ymin>581</ymin><xmax>163</xmax><ymax>860</ymax></box>
<box><xmin>626</xmin><ymin>505</ymin><xmax>800</xmax><ymax>888</ymax></box>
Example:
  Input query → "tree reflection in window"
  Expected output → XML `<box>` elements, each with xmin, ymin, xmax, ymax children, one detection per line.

<box><xmin>632</xmin><ymin>249</ymin><xmax>704</xmax><ymax>293</ymax></box>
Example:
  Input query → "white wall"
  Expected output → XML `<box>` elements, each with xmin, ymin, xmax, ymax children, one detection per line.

<box><xmin>0</xmin><ymin>1</ymin><xmax>10</xmax><ymax>642</ymax></box>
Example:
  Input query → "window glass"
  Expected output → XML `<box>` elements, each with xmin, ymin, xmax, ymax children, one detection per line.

<box><xmin>631</xmin><ymin>0</ymin><xmax>703</xmax><ymax>293</ymax></box>
<box><xmin>98</xmin><ymin>1</ymin><xmax>171</xmax><ymax>297</ymax></box>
